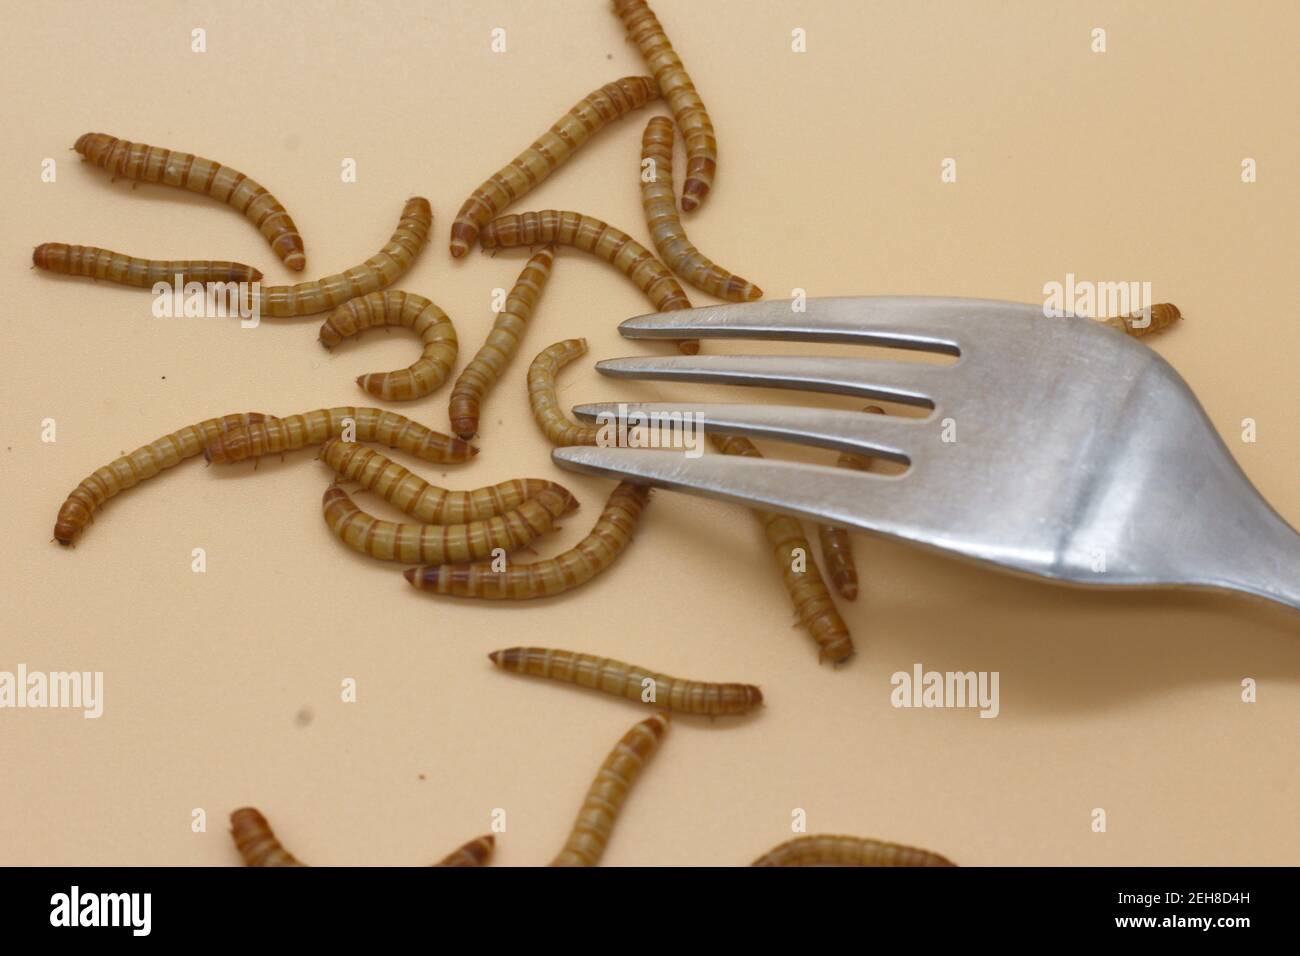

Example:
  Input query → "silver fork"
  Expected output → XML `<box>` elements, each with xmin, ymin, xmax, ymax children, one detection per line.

<box><xmin>551</xmin><ymin>297</ymin><xmax>1300</xmax><ymax>612</ymax></box>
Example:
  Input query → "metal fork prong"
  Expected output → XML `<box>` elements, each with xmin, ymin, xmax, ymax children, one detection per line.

<box><xmin>618</xmin><ymin>297</ymin><xmax>1047</xmax><ymax>352</ymax></box>
<box><xmin>571</xmin><ymin>402</ymin><xmax>921</xmax><ymax>463</ymax></box>
<box><xmin>595</xmin><ymin>354</ymin><xmax>943</xmax><ymax>407</ymax></box>
<box><xmin>550</xmin><ymin>446</ymin><xmax>927</xmax><ymax>538</ymax></box>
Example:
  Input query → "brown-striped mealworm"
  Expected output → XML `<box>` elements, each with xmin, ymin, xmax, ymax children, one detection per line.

<box><xmin>318</xmin><ymin>290</ymin><xmax>458</xmax><ymax>401</ymax></box>
<box><xmin>203</xmin><ymin>407</ymin><xmax>474</xmax><ymax>465</ymax></box>
<box><xmin>322</xmin><ymin>484</ymin><xmax>572</xmax><ymax>563</ymax></box>
<box><xmin>54</xmin><ymin>411</ymin><xmax>275</xmax><ymax>546</ymax></box>
<box><xmin>711</xmin><ymin>433</ymin><xmax>854</xmax><ymax>663</ymax></box>
<box><xmin>405</xmin><ymin>481</ymin><xmax>651</xmax><ymax>600</ymax></box>
<box><xmin>252</xmin><ymin>198</ymin><xmax>433</xmax><ymax>318</ymax></box>
<box><xmin>229</xmin><ymin>808</ymin><xmax>494</xmax><ymax>867</ymax></box>
<box><xmin>613</xmin><ymin>0</ymin><xmax>717</xmax><ymax>211</ymax></box>
<box><xmin>448</xmin><ymin>246</ymin><xmax>557</xmax><ymax>439</ymax></box>
<box><xmin>640</xmin><ymin>117</ymin><xmax>760</xmax><ymax>301</ymax></box>
<box><xmin>75</xmin><ymin>132</ymin><xmax>305</xmax><ymax>271</ymax></box>
<box><xmin>527</xmin><ymin>338</ymin><xmax>602</xmax><ymax>447</ymax></box>
<box><xmin>817</xmin><ymin>406</ymin><xmax>884</xmax><ymax>601</ymax></box>
<box><xmin>32</xmin><ymin>242</ymin><xmax>262</xmax><ymax>286</ymax></box>
<box><xmin>319</xmin><ymin>438</ymin><xmax>577</xmax><ymax>524</ymax></box>
<box><xmin>1103</xmin><ymin>302</ymin><xmax>1182</xmax><ymax>338</ymax></box>
<box><xmin>448</xmin><ymin>76</ymin><xmax>659</xmax><ymax>257</ymax></box>
<box><xmin>550</xmin><ymin>713</ymin><xmax>670</xmax><ymax>866</ymax></box>
<box><xmin>489</xmin><ymin>647</ymin><xmax>763</xmax><ymax>716</ymax></box>
<box><xmin>750</xmin><ymin>834</ymin><xmax>957</xmax><ymax>867</ymax></box>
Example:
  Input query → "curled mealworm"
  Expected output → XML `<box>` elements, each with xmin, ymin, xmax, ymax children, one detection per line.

<box><xmin>817</xmin><ymin>406</ymin><xmax>884</xmax><ymax>601</ymax></box>
<box><xmin>639</xmin><ymin>117</ymin><xmax>760</xmax><ymax>301</ymax></box>
<box><xmin>252</xmin><ymin>198</ymin><xmax>432</xmax><ymax>318</ymax></box>
<box><xmin>712</xmin><ymin>433</ymin><xmax>853</xmax><ymax>664</ymax></box>
<box><xmin>750</xmin><ymin>834</ymin><xmax>957</xmax><ymax>867</ymax></box>
<box><xmin>405</xmin><ymin>481</ymin><xmax>651</xmax><ymax>600</ymax></box>
<box><xmin>550</xmin><ymin>713</ymin><xmax>670</xmax><ymax>866</ymax></box>
<box><xmin>528</xmin><ymin>338</ymin><xmax>602</xmax><ymax>447</ymax></box>
<box><xmin>1103</xmin><ymin>302</ymin><xmax>1181</xmax><ymax>338</ymax></box>
<box><xmin>613</xmin><ymin>0</ymin><xmax>717</xmax><ymax>211</ymax></box>
<box><xmin>489</xmin><ymin>647</ymin><xmax>762</xmax><ymax>716</ymax></box>
<box><xmin>54</xmin><ymin>411</ymin><xmax>275</xmax><ymax>546</ymax></box>
<box><xmin>203</xmin><ymin>407</ymin><xmax>474</xmax><ymax>465</ymax></box>
<box><xmin>229</xmin><ymin>808</ymin><xmax>494</xmax><ymax>867</ymax></box>
<box><xmin>448</xmin><ymin>247</ymin><xmax>557</xmax><ymax>440</ymax></box>
<box><xmin>75</xmin><ymin>132</ymin><xmax>305</xmax><ymax>271</ymax></box>
<box><xmin>322</xmin><ymin>484</ymin><xmax>572</xmax><ymax>563</ymax></box>
<box><xmin>33</xmin><ymin>242</ymin><xmax>262</xmax><ymax>286</ymax></box>
<box><xmin>319</xmin><ymin>438</ymin><xmax>576</xmax><ymax>524</ymax></box>
<box><xmin>319</xmin><ymin>290</ymin><xmax>458</xmax><ymax>401</ymax></box>
<box><xmin>449</xmin><ymin>76</ymin><xmax>659</xmax><ymax>257</ymax></box>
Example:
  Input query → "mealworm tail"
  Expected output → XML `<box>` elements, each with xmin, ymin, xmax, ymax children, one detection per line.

<box><xmin>229</xmin><ymin>808</ymin><xmax>307</xmax><ymax>867</ymax></box>
<box><xmin>1104</xmin><ymin>302</ymin><xmax>1182</xmax><ymax>338</ymax></box>
<box><xmin>433</xmin><ymin>834</ymin><xmax>495</xmax><ymax>867</ymax></box>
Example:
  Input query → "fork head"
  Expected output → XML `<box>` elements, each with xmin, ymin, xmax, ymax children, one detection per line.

<box><xmin>553</xmin><ymin>297</ymin><xmax>1300</xmax><ymax>610</ymax></box>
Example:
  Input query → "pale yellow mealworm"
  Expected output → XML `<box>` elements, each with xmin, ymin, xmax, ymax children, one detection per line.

<box><xmin>751</xmin><ymin>834</ymin><xmax>957</xmax><ymax>867</ymax></box>
<box><xmin>319</xmin><ymin>290</ymin><xmax>458</xmax><ymax>401</ymax></box>
<box><xmin>527</xmin><ymin>338</ymin><xmax>602</xmax><ymax>447</ymax></box>
<box><xmin>33</xmin><ymin>242</ymin><xmax>262</xmax><ymax>286</ymax></box>
<box><xmin>1102</xmin><ymin>303</ymin><xmax>1182</xmax><ymax>338</ymax></box>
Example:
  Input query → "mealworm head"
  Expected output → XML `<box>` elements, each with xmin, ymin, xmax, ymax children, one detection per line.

<box><xmin>73</xmin><ymin>132</ymin><xmax>107</xmax><ymax>156</ymax></box>
<box><xmin>53</xmin><ymin>514</ymin><xmax>82</xmax><ymax>546</ymax></box>
<box><xmin>33</xmin><ymin>244</ymin><xmax>54</xmax><ymax>269</ymax></box>
<box><xmin>449</xmin><ymin>223</ymin><xmax>477</xmax><ymax>258</ymax></box>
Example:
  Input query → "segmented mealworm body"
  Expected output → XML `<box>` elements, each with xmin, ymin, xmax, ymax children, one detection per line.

<box><xmin>550</xmin><ymin>713</ymin><xmax>670</xmax><ymax>867</ymax></box>
<box><xmin>640</xmin><ymin>118</ymin><xmax>759</xmax><ymax>301</ymax></box>
<box><xmin>319</xmin><ymin>290</ymin><xmax>458</xmax><ymax>401</ymax></box>
<box><xmin>75</xmin><ymin>133</ymin><xmax>305</xmax><ymax>271</ymax></box>
<box><xmin>322</xmin><ymin>484</ymin><xmax>571</xmax><ymax>563</ymax></box>
<box><xmin>434</xmin><ymin>835</ymin><xmax>494</xmax><ymax>867</ymax></box>
<box><xmin>54</xmin><ymin>411</ymin><xmax>274</xmax><ymax>546</ymax></box>
<box><xmin>613</xmin><ymin>0</ymin><xmax>717</xmax><ymax>211</ymax></box>
<box><xmin>448</xmin><ymin>247</ymin><xmax>556</xmax><ymax>439</ymax></box>
<box><xmin>528</xmin><ymin>338</ymin><xmax>602</xmax><ymax>446</ymax></box>
<box><xmin>320</xmin><ymin>439</ymin><xmax>576</xmax><ymax>524</ymax></box>
<box><xmin>229</xmin><ymin>808</ymin><xmax>306</xmax><ymax>867</ymax></box>
<box><xmin>712</xmin><ymin>433</ymin><xmax>853</xmax><ymax>663</ymax></box>
<box><xmin>751</xmin><ymin>834</ymin><xmax>957</xmax><ymax>867</ymax></box>
<box><xmin>405</xmin><ymin>482</ymin><xmax>651</xmax><ymax>600</ymax></box>
<box><xmin>203</xmin><ymin>407</ymin><xmax>474</xmax><ymax>464</ymax></box>
<box><xmin>253</xmin><ymin>198</ymin><xmax>432</xmax><ymax>317</ymax></box>
<box><xmin>489</xmin><ymin>647</ymin><xmax>762</xmax><ymax>716</ymax></box>
<box><xmin>817</xmin><ymin>406</ymin><xmax>884</xmax><ymax>601</ymax></box>
<box><xmin>1103</xmin><ymin>302</ymin><xmax>1181</xmax><ymax>338</ymax></box>
<box><xmin>33</xmin><ymin>243</ymin><xmax>261</xmax><ymax>286</ymax></box>
<box><xmin>449</xmin><ymin>76</ymin><xmax>659</xmax><ymax>256</ymax></box>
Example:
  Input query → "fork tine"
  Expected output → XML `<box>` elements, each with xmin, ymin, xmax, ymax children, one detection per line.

<box><xmin>617</xmin><ymin>297</ymin><xmax>1045</xmax><ymax>351</ymax></box>
<box><xmin>550</xmin><ymin>446</ymin><xmax>927</xmax><ymax>538</ymax></box>
<box><xmin>595</xmin><ymin>354</ymin><xmax>943</xmax><ymax>407</ymax></box>
<box><xmin>571</xmin><ymin>402</ymin><xmax>922</xmax><ymax>462</ymax></box>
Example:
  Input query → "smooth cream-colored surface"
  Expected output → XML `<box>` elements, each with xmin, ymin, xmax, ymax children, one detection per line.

<box><xmin>1</xmin><ymin>1</ymin><xmax>1295</xmax><ymax>866</ymax></box>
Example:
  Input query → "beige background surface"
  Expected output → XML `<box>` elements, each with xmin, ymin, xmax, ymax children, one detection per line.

<box><xmin>1</xmin><ymin>0</ymin><xmax>1296</xmax><ymax>866</ymax></box>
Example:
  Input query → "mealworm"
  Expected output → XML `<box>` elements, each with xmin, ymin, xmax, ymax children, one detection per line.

<box><xmin>54</xmin><ymin>411</ymin><xmax>275</xmax><ymax>546</ymax></box>
<box><xmin>322</xmin><ymin>484</ymin><xmax>572</xmax><ymax>563</ymax></box>
<box><xmin>613</xmin><ymin>0</ymin><xmax>717</xmax><ymax>211</ymax></box>
<box><xmin>640</xmin><ymin>117</ymin><xmax>759</xmax><ymax>301</ymax></box>
<box><xmin>203</xmin><ymin>407</ymin><xmax>474</xmax><ymax>465</ymax></box>
<box><xmin>751</xmin><ymin>834</ymin><xmax>957</xmax><ymax>867</ymax></box>
<box><xmin>33</xmin><ymin>242</ymin><xmax>262</xmax><ymax>286</ymax></box>
<box><xmin>1102</xmin><ymin>302</ymin><xmax>1182</xmax><ymax>338</ymax></box>
<box><xmin>550</xmin><ymin>713</ymin><xmax>670</xmax><ymax>867</ymax></box>
<box><xmin>528</xmin><ymin>338</ymin><xmax>602</xmax><ymax>447</ymax></box>
<box><xmin>320</xmin><ymin>438</ymin><xmax>577</xmax><ymax>524</ymax></box>
<box><xmin>711</xmin><ymin>433</ymin><xmax>854</xmax><ymax>663</ymax></box>
<box><xmin>448</xmin><ymin>247</ymin><xmax>557</xmax><ymax>439</ymax></box>
<box><xmin>817</xmin><ymin>406</ymin><xmax>884</xmax><ymax>601</ymax></box>
<box><xmin>405</xmin><ymin>481</ymin><xmax>651</xmax><ymax>600</ymax></box>
<box><xmin>252</xmin><ymin>198</ymin><xmax>433</xmax><ymax>318</ymax></box>
<box><xmin>489</xmin><ymin>647</ymin><xmax>762</xmax><ymax>716</ymax></box>
<box><xmin>318</xmin><ymin>290</ymin><xmax>458</xmax><ymax>401</ymax></box>
<box><xmin>75</xmin><ymin>132</ymin><xmax>305</xmax><ymax>271</ymax></box>
<box><xmin>229</xmin><ymin>808</ymin><xmax>307</xmax><ymax>867</ymax></box>
<box><xmin>434</xmin><ymin>834</ymin><xmax>494</xmax><ymax>867</ymax></box>
<box><xmin>449</xmin><ymin>76</ymin><xmax>659</xmax><ymax>257</ymax></box>
<box><xmin>230</xmin><ymin>808</ymin><xmax>494</xmax><ymax>867</ymax></box>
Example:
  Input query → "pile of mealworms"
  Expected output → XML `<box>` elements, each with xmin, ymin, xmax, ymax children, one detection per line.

<box><xmin>36</xmin><ymin>0</ymin><xmax>1182</xmax><ymax>866</ymax></box>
